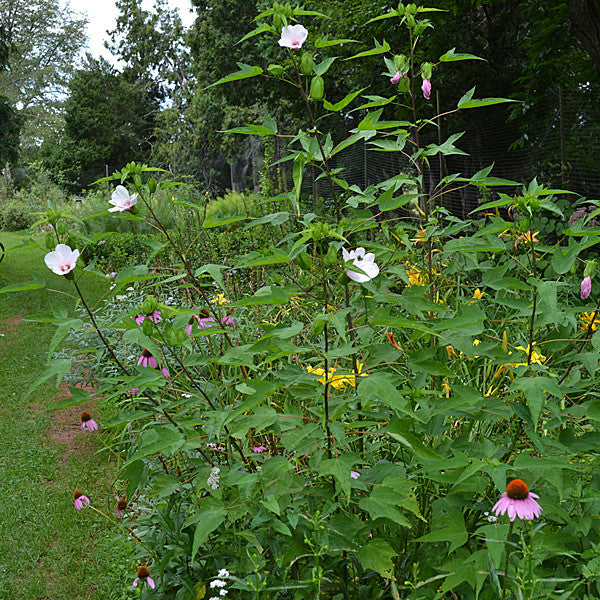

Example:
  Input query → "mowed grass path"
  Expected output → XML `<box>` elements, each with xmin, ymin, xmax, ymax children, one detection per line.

<box><xmin>0</xmin><ymin>232</ymin><xmax>131</xmax><ymax>599</ymax></box>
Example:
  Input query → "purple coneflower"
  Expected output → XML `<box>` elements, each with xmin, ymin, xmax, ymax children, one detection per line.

<box><xmin>80</xmin><ymin>412</ymin><xmax>98</xmax><ymax>432</ymax></box>
<box><xmin>492</xmin><ymin>478</ymin><xmax>542</xmax><ymax>521</ymax></box>
<box><xmin>136</xmin><ymin>310</ymin><xmax>162</xmax><ymax>326</ymax></box>
<box><xmin>132</xmin><ymin>565</ymin><xmax>155</xmax><ymax>589</ymax></box>
<box><xmin>138</xmin><ymin>348</ymin><xmax>159</xmax><ymax>369</ymax></box>
<box><xmin>73</xmin><ymin>490</ymin><xmax>90</xmax><ymax>510</ymax></box>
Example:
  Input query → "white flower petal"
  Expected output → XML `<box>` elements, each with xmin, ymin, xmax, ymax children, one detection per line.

<box><xmin>279</xmin><ymin>24</ymin><xmax>308</xmax><ymax>49</ymax></box>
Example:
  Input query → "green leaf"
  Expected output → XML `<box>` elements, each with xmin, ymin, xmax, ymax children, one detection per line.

<box><xmin>386</xmin><ymin>419</ymin><xmax>442</xmax><ymax>460</ymax></box>
<box><xmin>366</xmin><ymin>10</ymin><xmax>399</xmax><ymax>24</ymax></box>
<box><xmin>292</xmin><ymin>155</ymin><xmax>305</xmax><ymax>213</ymax></box>
<box><xmin>356</xmin><ymin>539</ymin><xmax>397</xmax><ymax>578</ymax></box>
<box><xmin>417</xmin><ymin>526</ymin><xmax>468</xmax><ymax>553</ymax></box>
<box><xmin>230</xmin><ymin>406</ymin><xmax>278</xmax><ymax>439</ymax></box>
<box><xmin>315</xmin><ymin>38</ymin><xmax>358</xmax><ymax>48</ymax></box>
<box><xmin>358</xmin><ymin>484</ymin><xmax>412</xmax><ymax>527</ymax></box>
<box><xmin>49</xmin><ymin>385</ymin><xmax>92</xmax><ymax>410</ymax></box>
<box><xmin>351</xmin><ymin>94</ymin><xmax>396</xmax><ymax>112</ymax></box>
<box><xmin>509</xmin><ymin>376</ymin><xmax>562</xmax><ymax>425</ymax></box>
<box><xmin>0</xmin><ymin>270</ymin><xmax>46</xmax><ymax>294</ymax></box>
<box><xmin>191</xmin><ymin>508</ymin><xmax>226</xmax><ymax>564</ymax></box>
<box><xmin>234</xmin><ymin>250</ymin><xmax>291</xmax><ymax>268</ymax></box>
<box><xmin>203</xmin><ymin>214</ymin><xmax>247</xmax><ymax>228</ymax></box>
<box><xmin>313</xmin><ymin>56</ymin><xmax>337</xmax><ymax>76</ymax></box>
<box><xmin>195</xmin><ymin>263</ymin><xmax>228</xmax><ymax>290</ymax></box>
<box><xmin>225</xmin><ymin>380</ymin><xmax>279</xmax><ymax>422</ymax></box>
<box><xmin>323</xmin><ymin>87</ymin><xmax>368</xmax><ymax>112</ymax></box>
<box><xmin>231</xmin><ymin>285</ymin><xmax>295</xmax><ymax>307</ymax></box>
<box><xmin>206</xmin><ymin>63</ymin><xmax>263</xmax><ymax>88</ymax></box>
<box><xmin>126</xmin><ymin>426</ymin><xmax>185</xmax><ymax>463</ymax></box>
<box><xmin>223</xmin><ymin>123</ymin><xmax>277</xmax><ymax>136</ymax></box>
<box><xmin>423</xmin><ymin>132</ymin><xmax>468</xmax><ymax>157</ymax></box>
<box><xmin>346</xmin><ymin>39</ymin><xmax>390</xmax><ymax>60</ymax></box>
<box><xmin>25</xmin><ymin>358</ymin><xmax>72</xmax><ymax>398</ymax></box>
<box><xmin>244</xmin><ymin>212</ymin><xmax>289</xmax><ymax>229</ymax></box>
<box><xmin>457</xmin><ymin>87</ymin><xmax>517</xmax><ymax>110</ymax></box>
<box><xmin>318</xmin><ymin>453</ymin><xmax>360</xmax><ymax>498</ymax></box>
<box><xmin>439</xmin><ymin>48</ymin><xmax>485</xmax><ymax>62</ymax></box>
<box><xmin>358</xmin><ymin>372</ymin><xmax>409</xmax><ymax>415</ymax></box>
<box><xmin>551</xmin><ymin>239</ymin><xmax>581</xmax><ymax>274</ymax></box>
<box><xmin>237</xmin><ymin>22</ymin><xmax>272</xmax><ymax>43</ymax></box>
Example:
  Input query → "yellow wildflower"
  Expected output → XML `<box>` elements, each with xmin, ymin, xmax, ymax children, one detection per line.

<box><xmin>579</xmin><ymin>311</ymin><xmax>598</xmax><ymax>333</ymax></box>
<box><xmin>505</xmin><ymin>344</ymin><xmax>546</xmax><ymax>368</ymax></box>
<box><xmin>211</xmin><ymin>293</ymin><xmax>230</xmax><ymax>305</ymax></box>
<box><xmin>410</xmin><ymin>228</ymin><xmax>428</xmax><ymax>243</ymax></box>
<box><xmin>306</xmin><ymin>362</ymin><xmax>368</xmax><ymax>390</ymax></box>
<box><xmin>468</xmin><ymin>288</ymin><xmax>484</xmax><ymax>303</ymax></box>
<box><xmin>405</xmin><ymin>266</ymin><xmax>426</xmax><ymax>286</ymax></box>
<box><xmin>442</xmin><ymin>378</ymin><xmax>451</xmax><ymax>397</ymax></box>
<box><xmin>515</xmin><ymin>230</ymin><xmax>540</xmax><ymax>244</ymax></box>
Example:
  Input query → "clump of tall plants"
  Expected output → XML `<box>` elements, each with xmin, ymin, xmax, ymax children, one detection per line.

<box><xmin>8</xmin><ymin>3</ymin><xmax>600</xmax><ymax>599</ymax></box>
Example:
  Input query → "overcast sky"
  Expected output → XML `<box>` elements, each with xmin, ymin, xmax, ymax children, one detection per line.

<box><xmin>64</xmin><ymin>0</ymin><xmax>196</xmax><ymax>64</ymax></box>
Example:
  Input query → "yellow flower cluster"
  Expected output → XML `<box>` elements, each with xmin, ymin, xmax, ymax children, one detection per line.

<box><xmin>306</xmin><ymin>362</ymin><xmax>368</xmax><ymax>390</ymax></box>
<box><xmin>504</xmin><ymin>345</ymin><xmax>546</xmax><ymax>368</ymax></box>
<box><xmin>579</xmin><ymin>311</ymin><xmax>598</xmax><ymax>333</ymax></box>
<box><xmin>405</xmin><ymin>265</ymin><xmax>426</xmax><ymax>286</ymax></box>
<box><xmin>211</xmin><ymin>293</ymin><xmax>230</xmax><ymax>306</ymax></box>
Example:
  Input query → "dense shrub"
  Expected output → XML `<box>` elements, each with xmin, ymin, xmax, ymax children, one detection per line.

<box><xmin>81</xmin><ymin>232</ymin><xmax>155</xmax><ymax>271</ymax></box>
<box><xmin>0</xmin><ymin>201</ymin><xmax>35</xmax><ymax>231</ymax></box>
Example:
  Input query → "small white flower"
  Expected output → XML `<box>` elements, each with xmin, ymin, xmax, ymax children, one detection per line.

<box><xmin>217</xmin><ymin>569</ymin><xmax>230</xmax><ymax>578</ymax></box>
<box><xmin>342</xmin><ymin>247</ymin><xmax>380</xmax><ymax>283</ymax></box>
<box><xmin>182</xmin><ymin>393</ymin><xmax>192</xmax><ymax>398</ymax></box>
<box><xmin>278</xmin><ymin>24</ymin><xmax>308</xmax><ymax>49</ymax></box>
<box><xmin>109</xmin><ymin>185</ymin><xmax>138</xmax><ymax>212</ymax></box>
<box><xmin>210</xmin><ymin>579</ymin><xmax>227</xmax><ymax>588</ymax></box>
<box><xmin>44</xmin><ymin>244</ymin><xmax>80</xmax><ymax>276</ymax></box>
<box><xmin>219</xmin><ymin>590</ymin><xmax>228</xmax><ymax>596</ymax></box>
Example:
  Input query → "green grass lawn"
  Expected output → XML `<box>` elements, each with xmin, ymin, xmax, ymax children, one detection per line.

<box><xmin>0</xmin><ymin>232</ymin><xmax>133</xmax><ymax>599</ymax></box>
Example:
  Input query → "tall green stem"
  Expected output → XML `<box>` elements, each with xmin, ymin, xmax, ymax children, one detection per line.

<box><xmin>501</xmin><ymin>519</ymin><xmax>515</xmax><ymax>600</ymax></box>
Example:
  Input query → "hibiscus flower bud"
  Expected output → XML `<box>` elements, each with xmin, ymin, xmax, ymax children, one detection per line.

<box><xmin>300</xmin><ymin>52</ymin><xmax>314</xmax><ymax>76</ymax></box>
<box><xmin>581</xmin><ymin>276</ymin><xmax>592</xmax><ymax>300</ymax></box>
<box><xmin>309</xmin><ymin>75</ymin><xmax>324</xmax><ymax>100</ymax></box>
<box><xmin>422</xmin><ymin>78</ymin><xmax>431</xmax><ymax>99</ymax></box>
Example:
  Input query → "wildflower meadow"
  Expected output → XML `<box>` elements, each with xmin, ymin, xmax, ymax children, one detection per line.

<box><xmin>3</xmin><ymin>3</ymin><xmax>600</xmax><ymax>599</ymax></box>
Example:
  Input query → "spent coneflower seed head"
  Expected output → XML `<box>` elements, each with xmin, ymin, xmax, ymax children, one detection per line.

<box><xmin>505</xmin><ymin>478</ymin><xmax>529</xmax><ymax>500</ymax></box>
<box><xmin>117</xmin><ymin>498</ymin><xmax>127</xmax><ymax>511</ymax></box>
<box><xmin>137</xmin><ymin>566</ymin><xmax>150</xmax><ymax>578</ymax></box>
<box><xmin>81</xmin><ymin>412</ymin><xmax>91</xmax><ymax>422</ymax></box>
<box><xmin>133</xmin><ymin>565</ymin><xmax>155</xmax><ymax>589</ymax></box>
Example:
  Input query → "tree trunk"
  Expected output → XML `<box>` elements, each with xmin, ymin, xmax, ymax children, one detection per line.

<box><xmin>567</xmin><ymin>0</ymin><xmax>600</xmax><ymax>71</ymax></box>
